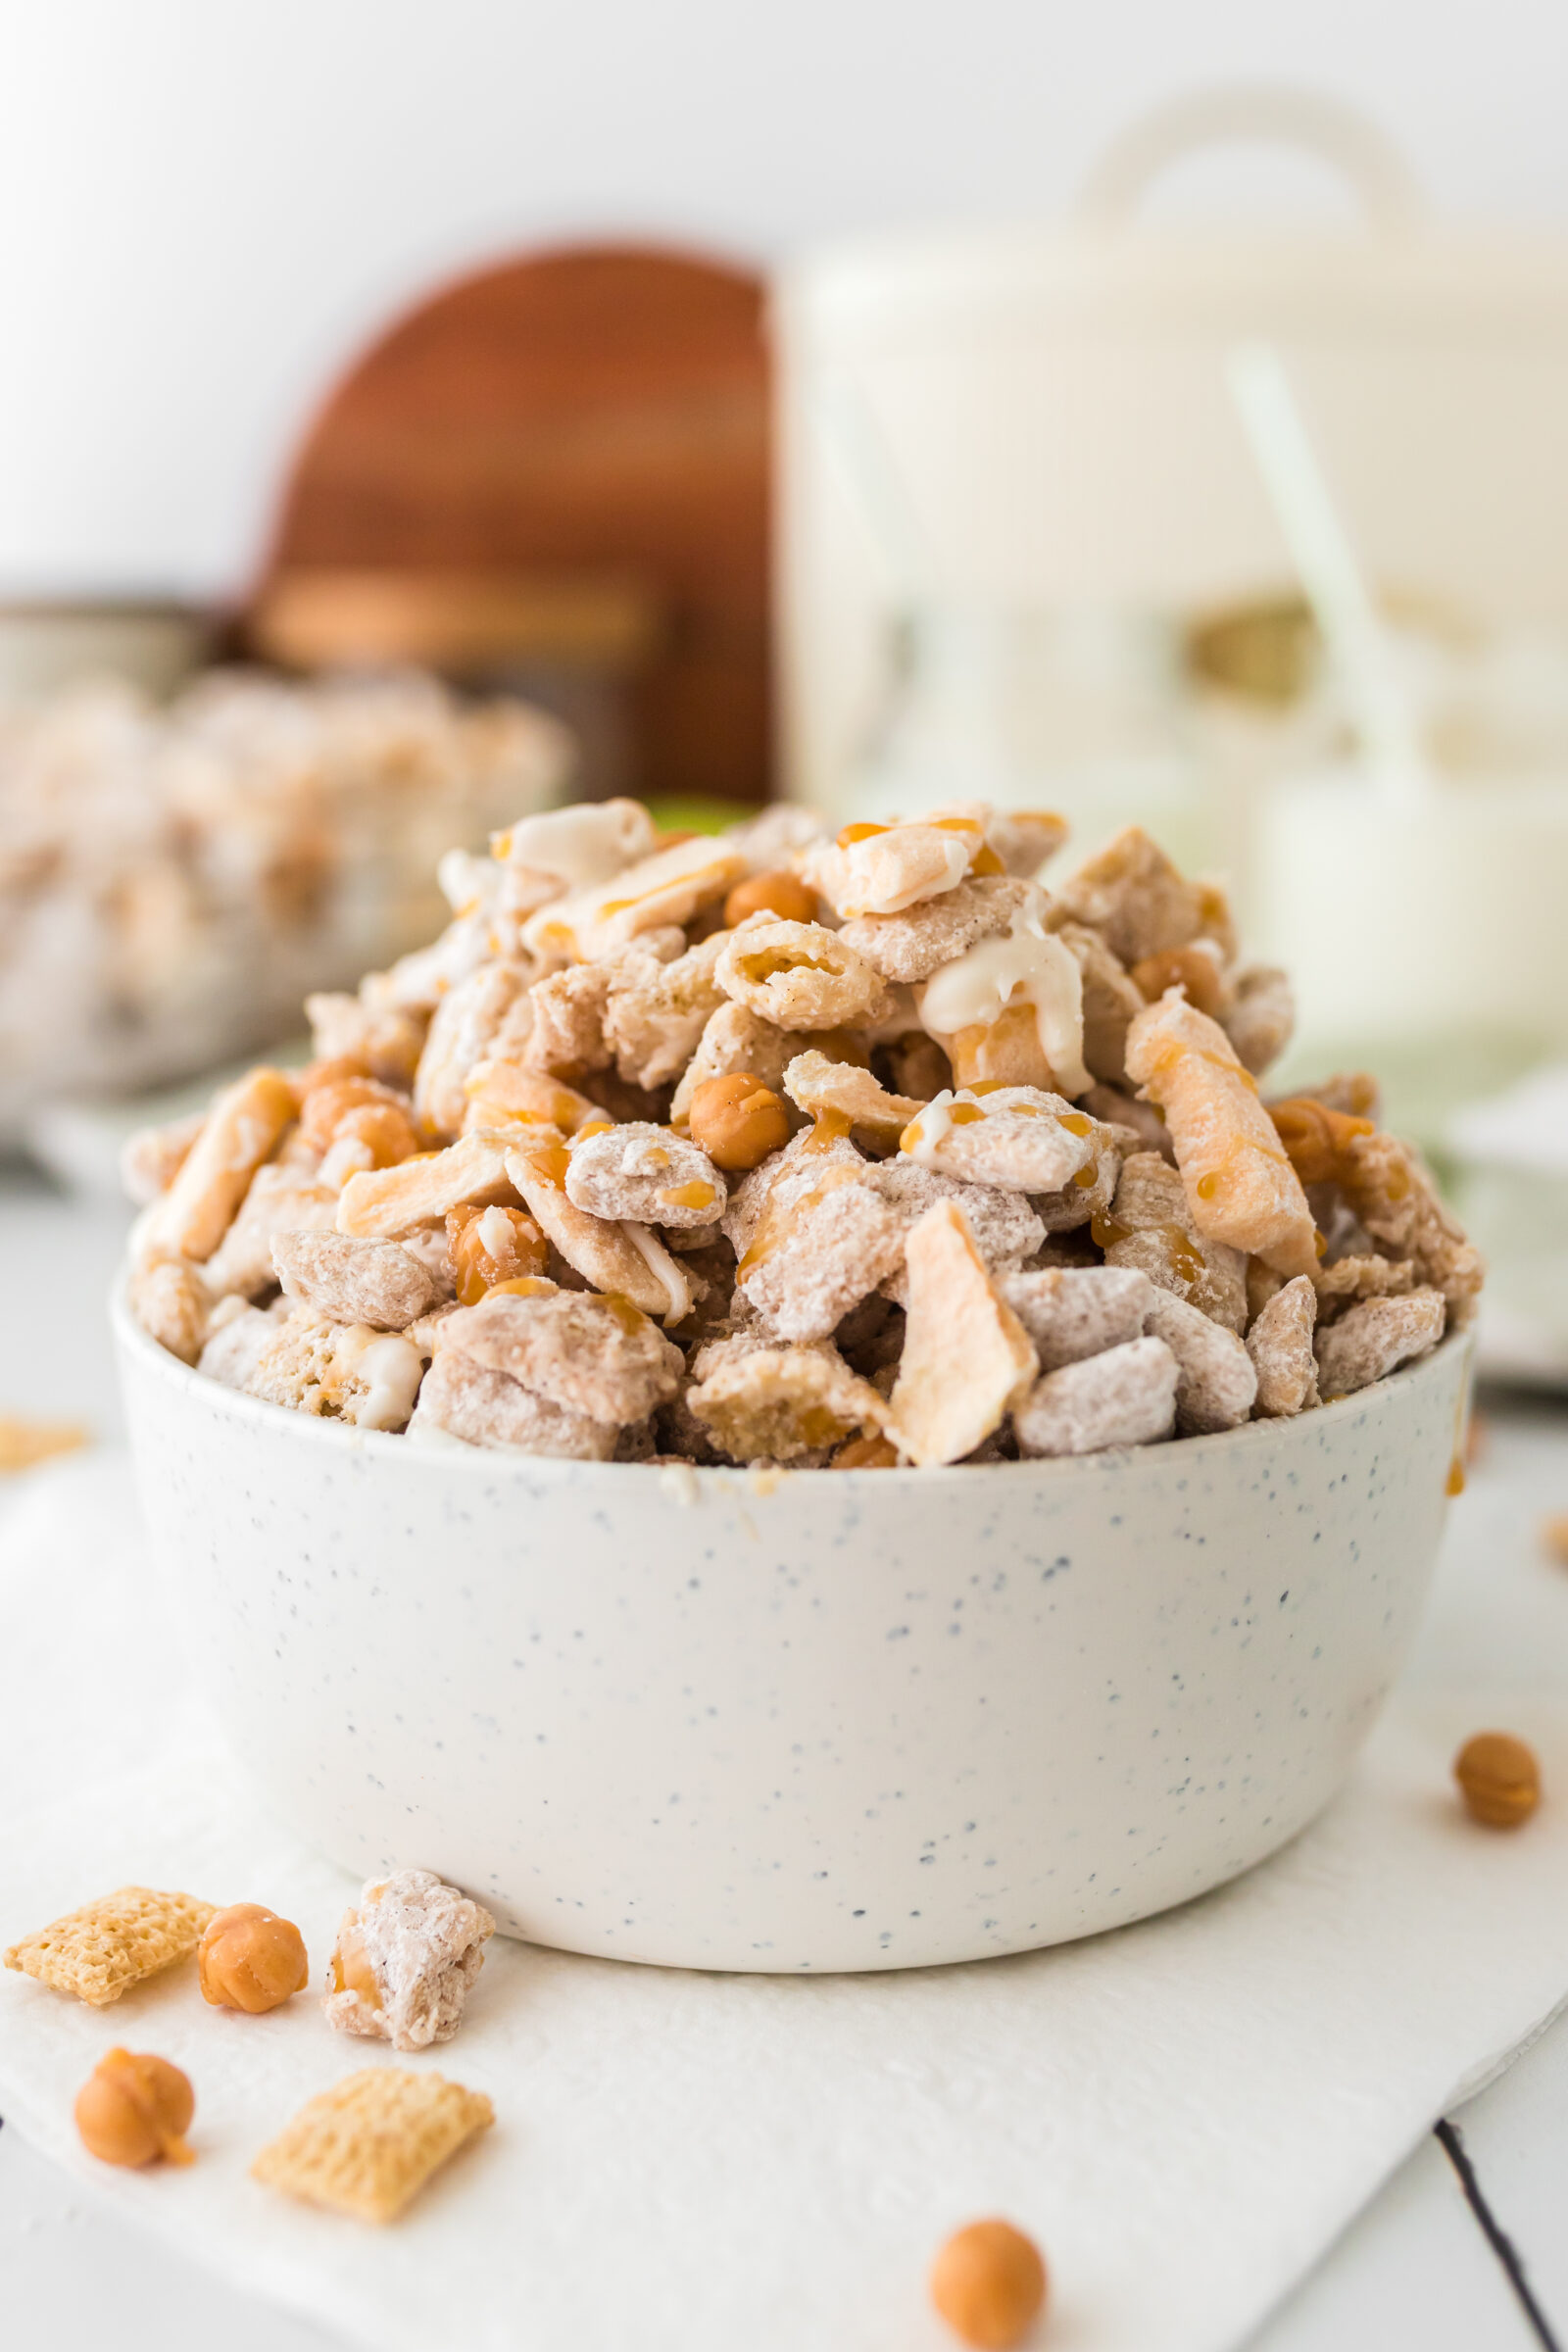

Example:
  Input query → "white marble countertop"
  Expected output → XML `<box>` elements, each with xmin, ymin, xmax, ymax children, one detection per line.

<box><xmin>1</xmin><ymin>1160</ymin><xmax>1563</xmax><ymax>2352</ymax></box>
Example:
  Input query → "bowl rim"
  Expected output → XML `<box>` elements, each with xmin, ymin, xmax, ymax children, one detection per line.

<box><xmin>110</xmin><ymin>1276</ymin><xmax>1473</xmax><ymax>1494</ymax></box>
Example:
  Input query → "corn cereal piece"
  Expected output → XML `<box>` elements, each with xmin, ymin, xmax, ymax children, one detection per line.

<box><xmin>1001</xmin><ymin>1265</ymin><xmax>1153</xmax><ymax>1372</ymax></box>
<box><xmin>462</xmin><ymin>1060</ymin><xmax>601</xmax><ymax>1137</ymax></box>
<box><xmin>836</xmin><ymin>876</ymin><xmax>1034</xmax><ymax>984</ymax></box>
<box><xmin>410</xmin><ymin>1347</ymin><xmax>615</xmax><ymax>1457</ymax></box>
<box><xmin>1224</xmin><ymin>964</ymin><xmax>1295</xmax><ymax>1077</ymax></box>
<box><xmin>1125</xmin><ymin>991</ymin><xmax>1317</xmax><ymax>1277</ymax></box>
<box><xmin>337</xmin><ymin>1132</ymin><xmax>516</xmax><ymax>1239</ymax></box>
<box><xmin>143</xmin><ymin>1068</ymin><xmax>298</xmax><ymax>1263</ymax></box>
<box><xmin>200</xmin><ymin>1163</ymin><xmax>340</xmax><ymax>1298</ymax></box>
<box><xmin>524</xmin><ymin>833</ymin><xmax>747</xmax><ymax>960</ymax></box>
<box><xmin>898</xmin><ymin>1086</ymin><xmax>1096</xmax><ymax>1195</ymax></box>
<box><xmin>1247</xmin><ymin>1274</ymin><xmax>1320</xmax><ymax>1417</ymax></box>
<box><xmin>783</xmin><ymin>1051</ymin><xmax>924</xmax><ymax>1147</ymax></box>
<box><xmin>324</xmin><ymin>1868</ymin><xmax>494</xmax><ymax>2051</ymax></box>
<box><xmin>306</xmin><ymin>991</ymin><xmax>427</xmax><ymax>1089</ymax></box>
<box><xmin>243</xmin><ymin>1310</ymin><xmax>423</xmax><ymax>1429</ymax></box>
<box><xmin>715</xmin><ymin>916</ymin><xmax>888</xmax><ymax>1032</ymax></box>
<box><xmin>440</xmin><ymin>1288</ymin><xmax>683</xmax><ymax>1423</ymax></box>
<box><xmin>272</xmin><ymin>1232</ymin><xmax>439</xmax><ymax>1330</ymax></box>
<box><xmin>804</xmin><ymin>817</ymin><xmax>977</xmax><ymax>919</ymax></box>
<box><xmin>603</xmin><ymin>933</ymin><xmax>731</xmax><ymax>1088</ymax></box>
<box><xmin>1054</xmin><ymin>825</ymin><xmax>1218</xmax><ymax>966</ymax></box>
<box><xmin>522</xmin><ymin>962</ymin><xmax>613</xmax><ymax>1078</ymax></box>
<box><xmin>1054</xmin><ymin>921</ymin><xmax>1146</xmax><ymax>1085</ymax></box>
<box><xmin>121</xmin><ymin>1111</ymin><xmax>206</xmax><ymax>1206</ymax></box>
<box><xmin>670</xmin><ymin>1003</ymin><xmax>799</xmax><ymax>1122</ymax></box>
<box><xmin>504</xmin><ymin>1141</ymin><xmax>695</xmax><ymax>1320</ymax></box>
<box><xmin>1080</xmin><ymin>1082</ymin><xmax>1173</xmax><ymax>1160</ymax></box>
<box><xmin>887</xmin><ymin>1201</ymin><xmax>1037</xmax><ymax>1467</ymax></box>
<box><xmin>872</xmin><ymin>1161</ymin><xmax>1044</xmax><ymax>1298</ymax></box>
<box><xmin>0</xmin><ymin>1414</ymin><xmax>90</xmax><ymax>1473</ymax></box>
<box><xmin>1340</xmin><ymin>1130</ymin><xmax>1485</xmax><ymax>1322</ymax></box>
<box><xmin>986</xmin><ymin>808</ymin><xmax>1069</xmax><ymax>876</ymax></box>
<box><xmin>725</xmin><ymin>1130</ymin><xmax>905</xmax><ymax>1343</ymax></box>
<box><xmin>686</xmin><ymin>1341</ymin><xmax>892</xmax><ymax>1463</ymax></box>
<box><xmin>1100</xmin><ymin>1151</ymin><xmax>1248</xmax><ymax>1332</ymax></box>
<box><xmin>564</xmin><ymin>1121</ymin><xmax>726</xmax><ymax>1229</ymax></box>
<box><xmin>128</xmin><ymin>1256</ymin><xmax>212</xmax><ymax>1365</ymax></box>
<box><xmin>252</xmin><ymin>2068</ymin><xmax>493</xmax><ymax>2225</ymax></box>
<box><xmin>5</xmin><ymin>1886</ymin><xmax>216</xmax><ymax>2007</ymax></box>
<box><xmin>198</xmin><ymin>1300</ymin><xmax>290</xmax><ymax>1393</ymax></box>
<box><xmin>1143</xmin><ymin>1289</ymin><xmax>1257</xmax><ymax>1434</ymax></box>
<box><xmin>1315</xmin><ymin>1288</ymin><xmax>1446</xmax><ymax>1397</ymax></box>
<box><xmin>413</xmin><ymin>962</ymin><xmax>535</xmax><ymax>1139</ymax></box>
<box><xmin>1314</xmin><ymin>1253</ymin><xmax>1418</xmax><ymax>1305</ymax></box>
<box><xmin>1014</xmin><ymin>1336</ymin><xmax>1178</xmax><ymax>1457</ymax></box>
<box><xmin>884</xmin><ymin>1031</ymin><xmax>953</xmax><ymax>1102</ymax></box>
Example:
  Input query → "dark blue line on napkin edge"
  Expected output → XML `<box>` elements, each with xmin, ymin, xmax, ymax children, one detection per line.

<box><xmin>1436</xmin><ymin>2118</ymin><xmax>1562</xmax><ymax>2351</ymax></box>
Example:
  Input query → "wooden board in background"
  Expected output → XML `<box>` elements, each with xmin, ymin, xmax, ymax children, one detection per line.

<box><xmin>252</xmin><ymin>244</ymin><xmax>772</xmax><ymax>804</ymax></box>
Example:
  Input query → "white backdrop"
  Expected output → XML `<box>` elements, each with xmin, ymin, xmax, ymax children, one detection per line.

<box><xmin>3</xmin><ymin>0</ymin><xmax>1568</xmax><ymax>596</ymax></box>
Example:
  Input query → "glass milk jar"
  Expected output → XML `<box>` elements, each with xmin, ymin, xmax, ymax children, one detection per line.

<box><xmin>842</xmin><ymin>600</ymin><xmax>1221</xmax><ymax>874</ymax></box>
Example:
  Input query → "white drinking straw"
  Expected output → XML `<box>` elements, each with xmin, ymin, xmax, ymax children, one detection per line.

<box><xmin>1227</xmin><ymin>340</ymin><xmax>1427</xmax><ymax>810</ymax></box>
<box><xmin>806</xmin><ymin>367</ymin><xmax>938</xmax><ymax>607</ymax></box>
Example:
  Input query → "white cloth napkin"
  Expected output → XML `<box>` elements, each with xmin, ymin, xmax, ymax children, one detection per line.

<box><xmin>3</xmin><ymin>1437</ymin><xmax>1567</xmax><ymax>2352</ymax></box>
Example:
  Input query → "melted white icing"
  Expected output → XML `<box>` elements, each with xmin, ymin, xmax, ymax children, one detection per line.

<box><xmin>347</xmin><ymin>1334</ymin><xmax>425</xmax><ymax>1432</ymax></box>
<box><xmin>618</xmin><ymin>1221</ymin><xmax>692</xmax><ymax>1323</ymax></box>
<box><xmin>899</xmin><ymin>1091</ymin><xmax>955</xmax><ymax>1162</ymax></box>
<box><xmin>497</xmin><ymin>800</ymin><xmax>656</xmax><ymax>891</ymax></box>
<box><xmin>917</xmin><ymin>912</ymin><xmax>1091</xmax><ymax>1096</ymax></box>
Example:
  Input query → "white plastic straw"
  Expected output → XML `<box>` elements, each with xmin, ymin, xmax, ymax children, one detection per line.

<box><xmin>806</xmin><ymin>368</ymin><xmax>937</xmax><ymax>606</ymax></box>
<box><xmin>1227</xmin><ymin>341</ymin><xmax>1427</xmax><ymax>810</ymax></box>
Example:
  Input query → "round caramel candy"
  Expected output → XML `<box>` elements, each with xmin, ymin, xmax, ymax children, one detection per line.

<box><xmin>74</xmin><ymin>2047</ymin><xmax>195</xmax><ymax>2167</ymax></box>
<box><xmin>687</xmin><ymin>1073</ymin><xmax>791</xmax><ymax>1172</ymax></box>
<box><xmin>930</xmin><ymin>2218</ymin><xmax>1048</xmax><ymax>2348</ymax></box>
<box><xmin>1454</xmin><ymin>1732</ymin><xmax>1541</xmax><ymax>1828</ymax></box>
<box><xmin>198</xmin><ymin>1901</ymin><xmax>309</xmax><ymax>2012</ymax></box>
<box><xmin>723</xmin><ymin>869</ymin><xmax>817</xmax><ymax>929</ymax></box>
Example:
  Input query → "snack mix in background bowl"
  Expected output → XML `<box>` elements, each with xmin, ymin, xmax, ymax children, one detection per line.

<box><xmin>0</xmin><ymin>667</ymin><xmax>570</xmax><ymax>1138</ymax></box>
<box><xmin>122</xmin><ymin>796</ymin><xmax>1482</xmax><ymax>1467</ymax></box>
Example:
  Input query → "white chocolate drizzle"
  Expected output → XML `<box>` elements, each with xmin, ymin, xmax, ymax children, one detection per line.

<box><xmin>618</xmin><ymin>1221</ymin><xmax>693</xmax><ymax>1323</ymax></box>
<box><xmin>917</xmin><ymin>911</ymin><xmax>1091</xmax><ymax>1096</ymax></box>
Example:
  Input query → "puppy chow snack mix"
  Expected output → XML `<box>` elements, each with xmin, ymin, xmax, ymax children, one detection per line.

<box><xmin>125</xmin><ymin>804</ymin><xmax>1481</xmax><ymax>1467</ymax></box>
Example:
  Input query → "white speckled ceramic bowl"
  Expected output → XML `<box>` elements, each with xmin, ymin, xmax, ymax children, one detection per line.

<box><xmin>114</xmin><ymin>1295</ymin><xmax>1470</xmax><ymax>1973</ymax></box>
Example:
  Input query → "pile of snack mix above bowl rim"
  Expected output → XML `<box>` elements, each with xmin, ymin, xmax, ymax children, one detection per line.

<box><xmin>122</xmin><ymin>798</ymin><xmax>1484</xmax><ymax>1471</ymax></box>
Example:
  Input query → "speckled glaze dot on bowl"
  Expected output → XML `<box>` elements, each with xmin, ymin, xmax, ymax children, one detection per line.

<box><xmin>113</xmin><ymin>1292</ymin><xmax>1471</xmax><ymax>1974</ymax></box>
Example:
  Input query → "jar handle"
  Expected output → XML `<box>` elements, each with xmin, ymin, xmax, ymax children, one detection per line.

<box><xmin>1076</xmin><ymin>86</ymin><xmax>1426</xmax><ymax>230</ymax></box>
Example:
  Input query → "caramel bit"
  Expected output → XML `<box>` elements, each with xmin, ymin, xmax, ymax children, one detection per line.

<box><xmin>1454</xmin><ymin>1732</ymin><xmax>1541</xmax><ymax>1828</ymax></box>
<box><xmin>836</xmin><ymin>821</ymin><xmax>889</xmax><ymax>845</ymax></box>
<box><xmin>75</xmin><ymin>2048</ymin><xmax>195</xmax><ymax>2168</ymax></box>
<box><xmin>447</xmin><ymin>1202</ymin><xmax>548</xmax><ymax>1305</ymax></box>
<box><xmin>802</xmin><ymin>1105</ymin><xmax>855</xmax><ymax>1152</ymax></box>
<box><xmin>1269</xmin><ymin>1096</ymin><xmax>1376</xmax><ymax>1187</ymax></box>
<box><xmin>688</xmin><ymin>1071</ymin><xmax>791</xmax><ymax>1171</ymax></box>
<box><xmin>1131</xmin><ymin>944</ymin><xmax>1224</xmax><ymax>1017</ymax></box>
<box><xmin>829</xmin><ymin>1432</ymin><xmax>900</xmax><ymax>1469</ymax></box>
<box><xmin>1446</xmin><ymin>1456</ymin><xmax>1466</xmax><ymax>1496</ymax></box>
<box><xmin>330</xmin><ymin>1921</ymin><xmax>384</xmax><ymax>2010</ymax></box>
<box><xmin>1542</xmin><ymin>1511</ymin><xmax>1568</xmax><ymax>1567</ymax></box>
<box><xmin>724</xmin><ymin>868</ymin><xmax>818</xmax><ymax>927</ymax></box>
<box><xmin>930</xmin><ymin>2218</ymin><xmax>1048</xmax><ymax>2349</ymax></box>
<box><xmin>198</xmin><ymin>1902</ymin><xmax>309</xmax><ymax>2013</ymax></box>
<box><xmin>659</xmin><ymin>1180</ymin><xmax>716</xmax><ymax>1210</ymax></box>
